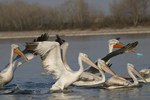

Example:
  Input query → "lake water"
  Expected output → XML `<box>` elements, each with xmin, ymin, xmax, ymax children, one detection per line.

<box><xmin>0</xmin><ymin>34</ymin><xmax>150</xmax><ymax>100</ymax></box>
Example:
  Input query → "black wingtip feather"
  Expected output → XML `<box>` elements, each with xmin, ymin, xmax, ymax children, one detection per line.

<box><xmin>116</xmin><ymin>37</ymin><xmax>121</xmax><ymax>40</ymax></box>
<box><xmin>26</xmin><ymin>33</ymin><xmax>49</xmax><ymax>51</ymax></box>
<box><xmin>55</xmin><ymin>35</ymin><xmax>65</xmax><ymax>45</ymax></box>
<box><xmin>33</xmin><ymin>33</ymin><xmax>49</xmax><ymax>42</ymax></box>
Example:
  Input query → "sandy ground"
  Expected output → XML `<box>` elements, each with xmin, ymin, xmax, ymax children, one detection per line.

<box><xmin>0</xmin><ymin>27</ymin><xmax>150</xmax><ymax>39</ymax></box>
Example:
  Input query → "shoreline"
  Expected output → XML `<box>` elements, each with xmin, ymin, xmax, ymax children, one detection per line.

<box><xmin>0</xmin><ymin>27</ymin><xmax>150</xmax><ymax>39</ymax></box>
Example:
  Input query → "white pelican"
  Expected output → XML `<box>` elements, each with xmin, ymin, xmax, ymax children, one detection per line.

<box><xmin>0</xmin><ymin>44</ymin><xmax>29</xmax><ymax>87</ymax></box>
<box><xmin>3</xmin><ymin>33</ymin><xmax>49</xmax><ymax>72</ymax></box>
<box><xmin>55</xmin><ymin>36</ymin><xmax>121</xmax><ymax>76</ymax></box>
<box><xmin>26</xmin><ymin>41</ymin><xmax>102</xmax><ymax>92</ymax></box>
<box><xmin>56</xmin><ymin>36</ymin><xmax>138</xmax><ymax>86</ymax></box>
<box><xmin>113</xmin><ymin>38</ymin><xmax>137</xmax><ymax>53</ymax></box>
<box><xmin>84</xmin><ymin>41</ymin><xmax>138</xmax><ymax>77</ymax></box>
<box><xmin>103</xmin><ymin>63</ymin><xmax>147</xmax><ymax>89</ymax></box>
<box><xmin>72</xmin><ymin>59</ymin><xmax>112</xmax><ymax>86</ymax></box>
<box><xmin>58</xmin><ymin>41</ymin><xmax>115</xmax><ymax>86</ymax></box>
<box><xmin>139</xmin><ymin>67</ymin><xmax>150</xmax><ymax>78</ymax></box>
<box><xmin>138</xmin><ymin>67</ymin><xmax>150</xmax><ymax>82</ymax></box>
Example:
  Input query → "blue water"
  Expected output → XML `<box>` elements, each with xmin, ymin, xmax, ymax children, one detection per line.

<box><xmin>0</xmin><ymin>33</ymin><xmax>150</xmax><ymax>100</ymax></box>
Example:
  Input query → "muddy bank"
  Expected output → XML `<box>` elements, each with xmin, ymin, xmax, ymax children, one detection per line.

<box><xmin>0</xmin><ymin>27</ymin><xmax>150</xmax><ymax>39</ymax></box>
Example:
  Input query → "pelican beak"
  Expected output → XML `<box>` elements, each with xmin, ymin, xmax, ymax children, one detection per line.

<box><xmin>14</xmin><ymin>47</ymin><xmax>30</xmax><ymax>62</ymax></box>
<box><xmin>82</xmin><ymin>58</ymin><xmax>102</xmax><ymax>71</ymax></box>
<box><xmin>132</xmin><ymin>67</ymin><xmax>147</xmax><ymax>83</ymax></box>
<box><xmin>113</xmin><ymin>42</ymin><xmax>124</xmax><ymax>48</ymax></box>
<box><xmin>131</xmin><ymin>50</ymin><xmax>137</xmax><ymax>53</ymax></box>
<box><xmin>100</xmin><ymin>64</ymin><xmax>116</xmax><ymax>76</ymax></box>
<box><xmin>113</xmin><ymin>42</ymin><xmax>137</xmax><ymax>53</ymax></box>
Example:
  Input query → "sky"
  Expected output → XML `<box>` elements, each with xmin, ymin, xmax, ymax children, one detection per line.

<box><xmin>0</xmin><ymin>0</ymin><xmax>112</xmax><ymax>15</ymax></box>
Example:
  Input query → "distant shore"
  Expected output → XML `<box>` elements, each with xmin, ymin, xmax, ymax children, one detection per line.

<box><xmin>0</xmin><ymin>27</ymin><xmax>150</xmax><ymax>39</ymax></box>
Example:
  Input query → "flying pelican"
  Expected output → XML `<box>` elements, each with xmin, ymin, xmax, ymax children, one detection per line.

<box><xmin>2</xmin><ymin>33</ymin><xmax>49</xmax><ymax>72</ymax></box>
<box><xmin>55</xmin><ymin>36</ymin><xmax>138</xmax><ymax>86</ymax></box>
<box><xmin>0</xmin><ymin>44</ymin><xmax>29</xmax><ymax>87</ymax></box>
<box><xmin>26</xmin><ymin>41</ymin><xmax>102</xmax><ymax>92</ymax></box>
<box><xmin>103</xmin><ymin>63</ymin><xmax>147</xmax><ymax>89</ymax></box>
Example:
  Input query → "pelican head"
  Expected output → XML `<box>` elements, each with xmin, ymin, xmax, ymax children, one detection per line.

<box><xmin>108</xmin><ymin>39</ymin><xmax>124</xmax><ymax>53</ymax></box>
<box><xmin>110</xmin><ymin>39</ymin><xmax>137</xmax><ymax>53</ymax></box>
<box><xmin>127</xmin><ymin>63</ymin><xmax>147</xmax><ymax>83</ymax></box>
<box><xmin>12</xmin><ymin>44</ymin><xmax>29</xmax><ymax>62</ymax></box>
<box><xmin>79</xmin><ymin>53</ymin><xmax>102</xmax><ymax>71</ymax></box>
<box><xmin>109</xmin><ymin>39</ymin><xmax>120</xmax><ymax>45</ymax></box>
<box><xmin>109</xmin><ymin>39</ymin><xmax>125</xmax><ymax>49</ymax></box>
<box><xmin>98</xmin><ymin>59</ymin><xmax>116</xmax><ymax>75</ymax></box>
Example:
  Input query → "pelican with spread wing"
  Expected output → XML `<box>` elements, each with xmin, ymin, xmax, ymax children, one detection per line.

<box><xmin>55</xmin><ymin>35</ymin><xmax>138</xmax><ymax>86</ymax></box>
<box><xmin>84</xmin><ymin>39</ymin><xmax>137</xmax><ymax>76</ymax></box>
<box><xmin>26</xmin><ymin>41</ymin><xmax>102</xmax><ymax>92</ymax></box>
<box><xmin>0</xmin><ymin>44</ymin><xmax>29</xmax><ymax>87</ymax></box>
<box><xmin>3</xmin><ymin>33</ymin><xmax>49</xmax><ymax>72</ymax></box>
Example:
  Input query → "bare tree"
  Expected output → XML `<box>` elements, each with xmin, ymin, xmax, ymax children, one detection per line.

<box><xmin>0</xmin><ymin>0</ymin><xmax>103</xmax><ymax>31</ymax></box>
<box><xmin>110</xmin><ymin>0</ymin><xmax>149</xmax><ymax>26</ymax></box>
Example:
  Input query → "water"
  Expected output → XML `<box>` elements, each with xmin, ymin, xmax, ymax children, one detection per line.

<box><xmin>0</xmin><ymin>33</ymin><xmax>150</xmax><ymax>100</ymax></box>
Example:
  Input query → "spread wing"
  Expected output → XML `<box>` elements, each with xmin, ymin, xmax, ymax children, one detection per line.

<box><xmin>15</xmin><ymin>33</ymin><xmax>49</xmax><ymax>60</ymax></box>
<box><xmin>1</xmin><ymin>33</ymin><xmax>49</xmax><ymax>72</ymax></box>
<box><xmin>84</xmin><ymin>42</ymin><xmax>138</xmax><ymax>74</ymax></box>
<box><xmin>26</xmin><ymin>41</ymin><xmax>68</xmax><ymax>79</ymax></box>
<box><xmin>101</xmin><ymin>41</ymin><xmax>138</xmax><ymax>62</ymax></box>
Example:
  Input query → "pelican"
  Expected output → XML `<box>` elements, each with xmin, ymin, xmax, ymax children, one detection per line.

<box><xmin>59</xmin><ymin>41</ymin><xmax>115</xmax><ymax>86</ymax></box>
<box><xmin>26</xmin><ymin>41</ymin><xmax>102</xmax><ymax>92</ymax></box>
<box><xmin>0</xmin><ymin>44</ymin><xmax>29</xmax><ymax>87</ymax></box>
<box><xmin>139</xmin><ymin>67</ymin><xmax>150</xmax><ymax>78</ymax></box>
<box><xmin>84</xmin><ymin>39</ymin><xmax>137</xmax><ymax>75</ymax></box>
<box><xmin>138</xmin><ymin>67</ymin><xmax>150</xmax><ymax>82</ymax></box>
<box><xmin>57</xmin><ymin>39</ymin><xmax>116</xmax><ymax>86</ymax></box>
<box><xmin>73</xmin><ymin>42</ymin><xmax>138</xmax><ymax>86</ymax></box>
<box><xmin>55</xmin><ymin>36</ymin><xmax>122</xmax><ymax>75</ymax></box>
<box><xmin>55</xmin><ymin>36</ymin><xmax>138</xmax><ymax>86</ymax></box>
<box><xmin>113</xmin><ymin>38</ymin><xmax>137</xmax><ymax>53</ymax></box>
<box><xmin>2</xmin><ymin>33</ymin><xmax>49</xmax><ymax>72</ymax></box>
<box><xmin>103</xmin><ymin>63</ymin><xmax>147</xmax><ymax>89</ymax></box>
<box><xmin>72</xmin><ymin>59</ymin><xmax>112</xmax><ymax>86</ymax></box>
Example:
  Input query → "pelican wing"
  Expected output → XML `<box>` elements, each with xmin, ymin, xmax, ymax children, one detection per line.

<box><xmin>26</xmin><ymin>41</ymin><xmax>68</xmax><ymax>79</ymax></box>
<box><xmin>15</xmin><ymin>33</ymin><xmax>49</xmax><ymax>60</ymax></box>
<box><xmin>102</xmin><ymin>41</ymin><xmax>138</xmax><ymax>62</ymax></box>
<box><xmin>1</xmin><ymin>33</ymin><xmax>49</xmax><ymax>72</ymax></box>
<box><xmin>104</xmin><ymin>75</ymin><xmax>132</xmax><ymax>87</ymax></box>
<box><xmin>84</xmin><ymin>42</ymin><xmax>138</xmax><ymax>74</ymax></box>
